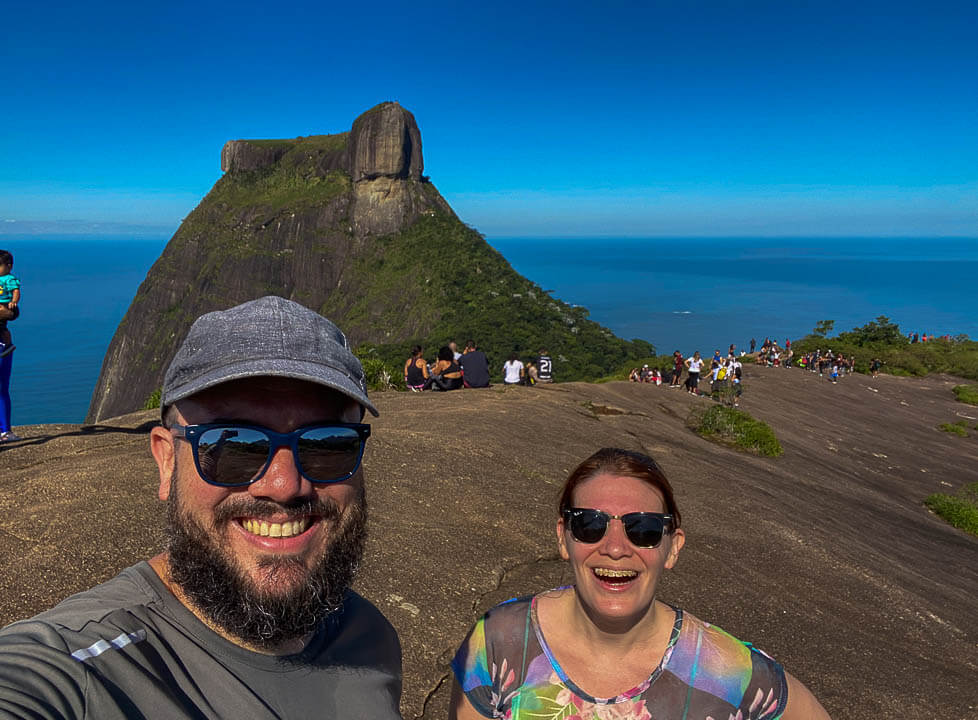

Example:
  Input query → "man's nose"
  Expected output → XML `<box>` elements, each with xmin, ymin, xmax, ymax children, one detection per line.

<box><xmin>248</xmin><ymin>445</ymin><xmax>312</xmax><ymax>501</ymax></box>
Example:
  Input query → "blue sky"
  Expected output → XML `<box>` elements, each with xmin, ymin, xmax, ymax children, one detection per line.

<box><xmin>2</xmin><ymin>0</ymin><xmax>976</xmax><ymax>237</ymax></box>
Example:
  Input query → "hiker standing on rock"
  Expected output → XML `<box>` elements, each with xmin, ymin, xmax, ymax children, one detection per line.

<box><xmin>450</xmin><ymin>448</ymin><xmax>831</xmax><ymax>720</ymax></box>
<box><xmin>0</xmin><ymin>297</ymin><xmax>402</xmax><ymax>718</ymax></box>
<box><xmin>0</xmin><ymin>249</ymin><xmax>21</xmax><ymax>443</ymax></box>
<box><xmin>670</xmin><ymin>350</ymin><xmax>684</xmax><ymax>387</ymax></box>
<box><xmin>684</xmin><ymin>351</ymin><xmax>705</xmax><ymax>395</ymax></box>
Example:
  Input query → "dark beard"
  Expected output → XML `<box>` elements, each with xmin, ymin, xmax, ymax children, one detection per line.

<box><xmin>165</xmin><ymin>476</ymin><xmax>367</xmax><ymax>650</ymax></box>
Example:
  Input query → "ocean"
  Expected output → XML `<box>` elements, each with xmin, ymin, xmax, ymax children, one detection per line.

<box><xmin>3</xmin><ymin>235</ymin><xmax>976</xmax><ymax>426</ymax></box>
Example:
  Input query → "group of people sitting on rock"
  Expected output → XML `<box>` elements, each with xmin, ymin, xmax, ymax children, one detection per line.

<box><xmin>404</xmin><ymin>341</ymin><xmax>552</xmax><ymax>391</ymax></box>
<box><xmin>628</xmin><ymin>365</ymin><xmax>663</xmax><ymax>384</ymax></box>
<box><xmin>752</xmin><ymin>337</ymin><xmax>794</xmax><ymax>368</ymax></box>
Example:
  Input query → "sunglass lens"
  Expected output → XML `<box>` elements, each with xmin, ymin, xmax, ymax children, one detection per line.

<box><xmin>197</xmin><ymin>426</ymin><xmax>270</xmax><ymax>485</ymax></box>
<box><xmin>623</xmin><ymin>514</ymin><xmax>665</xmax><ymax>548</ymax></box>
<box><xmin>296</xmin><ymin>426</ymin><xmax>363</xmax><ymax>483</ymax></box>
<box><xmin>569</xmin><ymin>510</ymin><xmax>609</xmax><ymax>544</ymax></box>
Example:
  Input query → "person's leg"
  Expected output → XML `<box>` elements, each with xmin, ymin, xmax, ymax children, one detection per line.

<box><xmin>0</xmin><ymin>352</ymin><xmax>12</xmax><ymax>434</ymax></box>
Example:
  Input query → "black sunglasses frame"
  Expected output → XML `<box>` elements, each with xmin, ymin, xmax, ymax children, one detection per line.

<box><xmin>169</xmin><ymin>422</ymin><xmax>370</xmax><ymax>487</ymax></box>
<box><xmin>562</xmin><ymin>507</ymin><xmax>675</xmax><ymax>548</ymax></box>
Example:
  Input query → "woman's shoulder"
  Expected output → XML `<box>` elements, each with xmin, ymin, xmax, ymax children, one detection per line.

<box><xmin>482</xmin><ymin>594</ymin><xmax>534</xmax><ymax>627</ymax></box>
<box><xmin>674</xmin><ymin>609</ymin><xmax>774</xmax><ymax>656</ymax></box>
<box><xmin>667</xmin><ymin>608</ymin><xmax>787</xmax><ymax>713</ymax></box>
<box><xmin>451</xmin><ymin>594</ymin><xmax>538</xmax><ymax>674</ymax></box>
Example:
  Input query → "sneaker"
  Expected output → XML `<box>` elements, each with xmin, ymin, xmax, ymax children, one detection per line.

<box><xmin>0</xmin><ymin>431</ymin><xmax>21</xmax><ymax>442</ymax></box>
<box><xmin>0</xmin><ymin>343</ymin><xmax>14</xmax><ymax>359</ymax></box>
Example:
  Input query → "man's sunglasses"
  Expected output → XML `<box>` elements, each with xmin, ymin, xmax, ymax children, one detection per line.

<box><xmin>169</xmin><ymin>423</ymin><xmax>370</xmax><ymax>487</ymax></box>
<box><xmin>562</xmin><ymin>508</ymin><xmax>675</xmax><ymax>548</ymax></box>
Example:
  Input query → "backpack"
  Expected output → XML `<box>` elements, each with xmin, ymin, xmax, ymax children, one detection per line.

<box><xmin>717</xmin><ymin>366</ymin><xmax>727</xmax><ymax>381</ymax></box>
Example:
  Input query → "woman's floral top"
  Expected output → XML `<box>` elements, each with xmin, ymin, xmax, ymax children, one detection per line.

<box><xmin>451</xmin><ymin>592</ymin><xmax>787</xmax><ymax>720</ymax></box>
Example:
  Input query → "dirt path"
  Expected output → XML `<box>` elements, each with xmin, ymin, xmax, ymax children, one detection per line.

<box><xmin>1</xmin><ymin>366</ymin><xmax>976</xmax><ymax>719</ymax></box>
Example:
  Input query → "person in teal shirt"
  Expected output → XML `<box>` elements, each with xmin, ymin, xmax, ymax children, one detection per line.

<box><xmin>0</xmin><ymin>249</ymin><xmax>20</xmax><ymax>357</ymax></box>
<box><xmin>0</xmin><ymin>249</ymin><xmax>19</xmax><ymax>442</ymax></box>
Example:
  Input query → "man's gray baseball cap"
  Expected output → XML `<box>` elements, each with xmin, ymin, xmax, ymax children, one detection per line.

<box><xmin>161</xmin><ymin>296</ymin><xmax>378</xmax><ymax>417</ymax></box>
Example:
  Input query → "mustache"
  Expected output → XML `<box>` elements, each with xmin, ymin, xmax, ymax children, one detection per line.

<box><xmin>212</xmin><ymin>497</ymin><xmax>343</xmax><ymax>524</ymax></box>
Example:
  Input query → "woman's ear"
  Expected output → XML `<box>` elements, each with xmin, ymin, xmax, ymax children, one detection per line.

<box><xmin>557</xmin><ymin>516</ymin><xmax>570</xmax><ymax>561</ymax></box>
<box><xmin>664</xmin><ymin>528</ymin><xmax>685</xmax><ymax>569</ymax></box>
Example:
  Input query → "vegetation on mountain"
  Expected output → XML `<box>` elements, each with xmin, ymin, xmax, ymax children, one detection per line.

<box><xmin>925</xmin><ymin>482</ymin><xmax>978</xmax><ymax>537</ymax></box>
<box><xmin>338</xmin><ymin>208</ymin><xmax>654</xmax><ymax>382</ymax></box>
<box><xmin>952</xmin><ymin>384</ymin><xmax>978</xmax><ymax>405</ymax></box>
<box><xmin>938</xmin><ymin>420</ymin><xmax>970</xmax><ymax>437</ymax></box>
<box><xmin>792</xmin><ymin>316</ymin><xmax>978</xmax><ymax>379</ymax></box>
<box><xmin>687</xmin><ymin>404</ymin><xmax>783</xmax><ymax>457</ymax></box>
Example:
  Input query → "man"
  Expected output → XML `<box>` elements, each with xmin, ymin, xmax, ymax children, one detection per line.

<box><xmin>0</xmin><ymin>296</ymin><xmax>401</xmax><ymax>719</ymax></box>
<box><xmin>458</xmin><ymin>340</ymin><xmax>490</xmax><ymax>388</ymax></box>
<box><xmin>536</xmin><ymin>348</ymin><xmax>553</xmax><ymax>384</ymax></box>
<box><xmin>449</xmin><ymin>341</ymin><xmax>462</xmax><ymax>362</ymax></box>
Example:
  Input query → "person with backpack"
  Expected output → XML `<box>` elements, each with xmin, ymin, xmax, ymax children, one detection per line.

<box><xmin>731</xmin><ymin>358</ymin><xmax>743</xmax><ymax>406</ymax></box>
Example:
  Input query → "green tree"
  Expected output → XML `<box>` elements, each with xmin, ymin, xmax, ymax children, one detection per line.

<box><xmin>839</xmin><ymin>316</ymin><xmax>905</xmax><ymax>346</ymax></box>
<box><xmin>811</xmin><ymin>319</ymin><xmax>835</xmax><ymax>338</ymax></box>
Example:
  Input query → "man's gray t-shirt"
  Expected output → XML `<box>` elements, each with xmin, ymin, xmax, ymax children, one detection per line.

<box><xmin>0</xmin><ymin>562</ymin><xmax>401</xmax><ymax>719</ymax></box>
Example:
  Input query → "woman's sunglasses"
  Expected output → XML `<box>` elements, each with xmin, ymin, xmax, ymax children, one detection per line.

<box><xmin>562</xmin><ymin>508</ymin><xmax>675</xmax><ymax>548</ymax></box>
<box><xmin>169</xmin><ymin>423</ymin><xmax>370</xmax><ymax>487</ymax></box>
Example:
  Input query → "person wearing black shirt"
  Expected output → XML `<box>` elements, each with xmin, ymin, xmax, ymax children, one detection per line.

<box><xmin>459</xmin><ymin>340</ymin><xmax>491</xmax><ymax>388</ymax></box>
<box><xmin>537</xmin><ymin>348</ymin><xmax>553</xmax><ymax>383</ymax></box>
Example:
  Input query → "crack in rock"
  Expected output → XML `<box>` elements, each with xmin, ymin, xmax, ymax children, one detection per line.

<box><xmin>471</xmin><ymin>554</ymin><xmax>562</xmax><ymax>614</ymax></box>
<box><xmin>415</xmin><ymin>671</ymin><xmax>450</xmax><ymax>720</ymax></box>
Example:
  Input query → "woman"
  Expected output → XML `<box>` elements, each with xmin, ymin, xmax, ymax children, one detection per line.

<box><xmin>450</xmin><ymin>448</ymin><xmax>830</xmax><ymax>719</ymax></box>
<box><xmin>428</xmin><ymin>345</ymin><xmax>463</xmax><ymax>391</ymax></box>
<box><xmin>404</xmin><ymin>345</ymin><xmax>429</xmax><ymax>391</ymax></box>
<box><xmin>670</xmin><ymin>351</ymin><xmax>683</xmax><ymax>387</ymax></box>
<box><xmin>684</xmin><ymin>351</ymin><xmax>705</xmax><ymax>395</ymax></box>
<box><xmin>502</xmin><ymin>353</ymin><xmax>524</xmax><ymax>385</ymax></box>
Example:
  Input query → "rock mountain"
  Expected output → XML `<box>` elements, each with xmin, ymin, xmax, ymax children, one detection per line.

<box><xmin>87</xmin><ymin>102</ymin><xmax>651</xmax><ymax>422</ymax></box>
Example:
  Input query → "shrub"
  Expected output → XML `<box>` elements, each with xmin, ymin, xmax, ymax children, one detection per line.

<box><xmin>952</xmin><ymin>385</ymin><xmax>978</xmax><ymax>406</ymax></box>
<box><xmin>924</xmin><ymin>483</ymin><xmax>978</xmax><ymax>536</ymax></box>
<box><xmin>938</xmin><ymin>421</ymin><xmax>969</xmax><ymax>437</ymax></box>
<box><xmin>688</xmin><ymin>405</ymin><xmax>783</xmax><ymax>457</ymax></box>
<box><xmin>355</xmin><ymin>346</ymin><xmax>406</xmax><ymax>392</ymax></box>
<box><xmin>143</xmin><ymin>388</ymin><xmax>161</xmax><ymax>411</ymax></box>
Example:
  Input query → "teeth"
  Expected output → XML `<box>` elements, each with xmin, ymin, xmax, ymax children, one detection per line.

<box><xmin>242</xmin><ymin>518</ymin><xmax>309</xmax><ymax>538</ymax></box>
<box><xmin>594</xmin><ymin>568</ymin><xmax>638</xmax><ymax>578</ymax></box>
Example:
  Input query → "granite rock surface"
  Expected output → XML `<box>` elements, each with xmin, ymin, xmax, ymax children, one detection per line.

<box><xmin>5</xmin><ymin>368</ymin><xmax>978</xmax><ymax>719</ymax></box>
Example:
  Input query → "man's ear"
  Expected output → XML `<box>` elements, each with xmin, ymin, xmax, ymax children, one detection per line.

<box><xmin>150</xmin><ymin>426</ymin><xmax>176</xmax><ymax>501</ymax></box>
